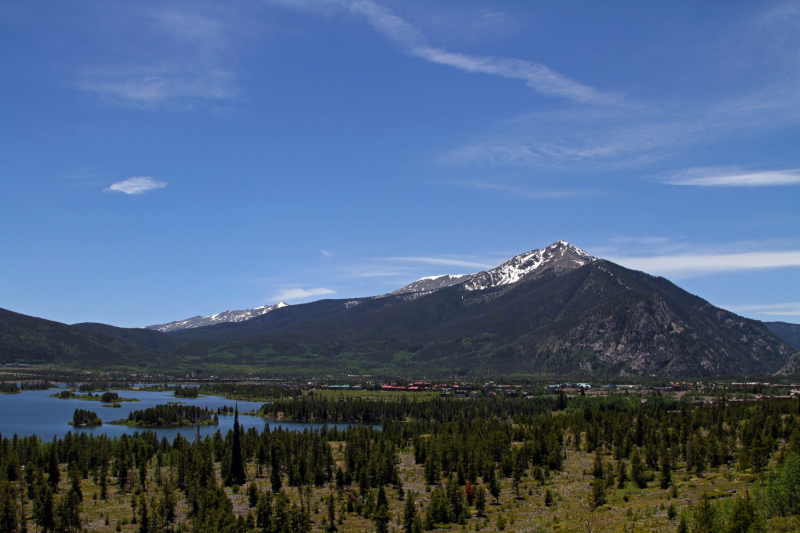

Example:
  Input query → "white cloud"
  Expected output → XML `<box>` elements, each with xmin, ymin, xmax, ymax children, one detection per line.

<box><xmin>273</xmin><ymin>287</ymin><xmax>336</xmax><ymax>301</ymax></box>
<box><xmin>75</xmin><ymin>8</ymin><xmax>239</xmax><ymax>107</ymax></box>
<box><xmin>606</xmin><ymin>250</ymin><xmax>800</xmax><ymax>276</ymax></box>
<box><xmin>724</xmin><ymin>302</ymin><xmax>800</xmax><ymax>316</ymax></box>
<box><xmin>321</xmin><ymin>250</ymin><xmax>333</xmax><ymax>258</ymax></box>
<box><xmin>105</xmin><ymin>176</ymin><xmax>167</xmax><ymax>195</ymax></box>
<box><xmin>268</xmin><ymin>0</ymin><xmax>617</xmax><ymax>105</ymax></box>
<box><xmin>387</xmin><ymin>257</ymin><xmax>493</xmax><ymax>269</ymax></box>
<box><xmin>663</xmin><ymin>168</ymin><xmax>800</xmax><ymax>187</ymax></box>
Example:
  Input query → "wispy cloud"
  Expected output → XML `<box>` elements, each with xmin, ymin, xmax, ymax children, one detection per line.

<box><xmin>456</xmin><ymin>180</ymin><xmax>589</xmax><ymax>199</ymax></box>
<box><xmin>268</xmin><ymin>0</ymin><xmax>617</xmax><ymax>105</ymax></box>
<box><xmin>662</xmin><ymin>168</ymin><xmax>800</xmax><ymax>187</ymax></box>
<box><xmin>387</xmin><ymin>257</ymin><xmax>493</xmax><ymax>269</ymax></box>
<box><xmin>724</xmin><ymin>302</ymin><xmax>800</xmax><ymax>317</ymax></box>
<box><xmin>321</xmin><ymin>250</ymin><xmax>333</xmax><ymax>258</ymax></box>
<box><xmin>273</xmin><ymin>287</ymin><xmax>336</xmax><ymax>301</ymax></box>
<box><xmin>75</xmin><ymin>8</ymin><xmax>239</xmax><ymax>108</ymax></box>
<box><xmin>105</xmin><ymin>176</ymin><xmax>167</xmax><ymax>195</ymax></box>
<box><xmin>606</xmin><ymin>250</ymin><xmax>800</xmax><ymax>276</ymax></box>
<box><xmin>445</xmin><ymin>69</ymin><xmax>800</xmax><ymax>170</ymax></box>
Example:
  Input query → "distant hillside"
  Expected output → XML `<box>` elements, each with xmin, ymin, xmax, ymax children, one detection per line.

<box><xmin>0</xmin><ymin>308</ymin><xmax>165</xmax><ymax>368</ymax></box>
<box><xmin>765</xmin><ymin>321</ymin><xmax>800</xmax><ymax>351</ymax></box>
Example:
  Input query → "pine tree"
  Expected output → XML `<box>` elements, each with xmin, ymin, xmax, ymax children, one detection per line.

<box><xmin>403</xmin><ymin>493</ymin><xmax>416</xmax><ymax>533</ymax></box>
<box><xmin>728</xmin><ymin>493</ymin><xmax>758</xmax><ymax>533</ymax></box>
<box><xmin>326</xmin><ymin>493</ymin><xmax>337</xmax><ymax>532</ymax></box>
<box><xmin>33</xmin><ymin>484</ymin><xmax>55</xmax><ymax>533</ymax></box>
<box><xmin>228</xmin><ymin>405</ymin><xmax>247</xmax><ymax>486</ymax></box>
<box><xmin>631</xmin><ymin>448</ymin><xmax>647</xmax><ymax>489</ymax></box>
<box><xmin>138</xmin><ymin>497</ymin><xmax>149</xmax><ymax>533</ymax></box>
<box><xmin>47</xmin><ymin>445</ymin><xmax>59</xmax><ymax>491</ymax></box>
<box><xmin>0</xmin><ymin>481</ymin><xmax>19</xmax><ymax>533</ymax></box>
<box><xmin>256</xmin><ymin>490</ymin><xmax>273</xmax><ymax>532</ymax></box>
<box><xmin>616</xmin><ymin>460</ymin><xmax>628</xmax><ymax>489</ymax></box>
<box><xmin>475</xmin><ymin>486</ymin><xmax>486</xmax><ymax>517</ymax></box>
<box><xmin>485</xmin><ymin>464</ymin><xmax>500</xmax><ymax>503</ymax></box>
<box><xmin>660</xmin><ymin>453</ymin><xmax>672</xmax><ymax>490</ymax></box>
<box><xmin>593</xmin><ymin>453</ymin><xmax>604</xmax><ymax>479</ymax></box>
<box><xmin>590</xmin><ymin>479</ymin><xmax>606</xmax><ymax>510</ymax></box>
<box><xmin>245</xmin><ymin>482</ymin><xmax>258</xmax><ymax>508</ymax></box>
<box><xmin>692</xmin><ymin>495</ymin><xmax>716</xmax><ymax>533</ymax></box>
<box><xmin>270</xmin><ymin>452</ymin><xmax>282</xmax><ymax>493</ymax></box>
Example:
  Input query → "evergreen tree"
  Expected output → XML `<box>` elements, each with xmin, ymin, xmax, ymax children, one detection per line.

<box><xmin>616</xmin><ymin>460</ymin><xmax>628</xmax><ymax>489</ymax></box>
<box><xmin>593</xmin><ymin>453</ymin><xmax>604</xmax><ymax>479</ymax></box>
<box><xmin>727</xmin><ymin>493</ymin><xmax>759</xmax><ymax>533</ymax></box>
<box><xmin>692</xmin><ymin>495</ymin><xmax>716</xmax><ymax>533</ymax></box>
<box><xmin>54</xmin><ymin>489</ymin><xmax>81</xmax><ymax>533</ymax></box>
<box><xmin>590</xmin><ymin>478</ymin><xmax>606</xmax><ymax>510</ymax></box>
<box><xmin>660</xmin><ymin>453</ymin><xmax>672</xmax><ymax>490</ymax></box>
<box><xmin>138</xmin><ymin>497</ymin><xmax>149</xmax><ymax>533</ymax></box>
<box><xmin>227</xmin><ymin>405</ymin><xmax>247</xmax><ymax>486</ymax></box>
<box><xmin>256</xmin><ymin>490</ymin><xmax>273</xmax><ymax>532</ymax></box>
<box><xmin>475</xmin><ymin>486</ymin><xmax>486</xmax><ymax>517</ymax></box>
<box><xmin>47</xmin><ymin>444</ymin><xmax>59</xmax><ymax>491</ymax></box>
<box><xmin>33</xmin><ymin>484</ymin><xmax>55</xmax><ymax>533</ymax></box>
<box><xmin>630</xmin><ymin>449</ymin><xmax>647</xmax><ymax>489</ymax></box>
<box><xmin>403</xmin><ymin>493</ymin><xmax>416</xmax><ymax>533</ymax></box>
<box><xmin>270</xmin><ymin>452</ymin><xmax>282</xmax><ymax>493</ymax></box>
<box><xmin>485</xmin><ymin>464</ymin><xmax>500</xmax><ymax>504</ymax></box>
<box><xmin>248</xmin><ymin>483</ymin><xmax>260</xmax><ymax>508</ymax></box>
<box><xmin>326</xmin><ymin>493</ymin><xmax>337</xmax><ymax>532</ymax></box>
<box><xmin>0</xmin><ymin>481</ymin><xmax>19</xmax><ymax>533</ymax></box>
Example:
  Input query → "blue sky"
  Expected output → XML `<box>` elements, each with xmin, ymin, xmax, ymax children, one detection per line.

<box><xmin>1</xmin><ymin>0</ymin><xmax>798</xmax><ymax>328</ymax></box>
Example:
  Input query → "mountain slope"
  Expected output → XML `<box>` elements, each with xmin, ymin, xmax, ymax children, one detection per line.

<box><xmin>765</xmin><ymin>321</ymin><xmax>800</xmax><ymax>351</ymax></box>
<box><xmin>146</xmin><ymin>302</ymin><xmax>289</xmax><ymax>332</ymax></box>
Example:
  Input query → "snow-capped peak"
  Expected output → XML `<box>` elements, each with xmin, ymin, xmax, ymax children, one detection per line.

<box><xmin>146</xmin><ymin>302</ymin><xmax>290</xmax><ymax>333</ymax></box>
<box><xmin>463</xmin><ymin>240</ymin><xmax>595</xmax><ymax>291</ymax></box>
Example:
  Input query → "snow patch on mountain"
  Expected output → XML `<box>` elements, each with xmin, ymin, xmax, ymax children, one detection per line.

<box><xmin>383</xmin><ymin>273</ymin><xmax>474</xmax><ymax>297</ymax></box>
<box><xmin>464</xmin><ymin>241</ymin><xmax>595</xmax><ymax>291</ymax></box>
<box><xmin>146</xmin><ymin>302</ymin><xmax>289</xmax><ymax>333</ymax></box>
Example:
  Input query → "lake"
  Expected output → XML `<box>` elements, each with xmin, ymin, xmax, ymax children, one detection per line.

<box><xmin>0</xmin><ymin>388</ymin><xmax>348</xmax><ymax>440</ymax></box>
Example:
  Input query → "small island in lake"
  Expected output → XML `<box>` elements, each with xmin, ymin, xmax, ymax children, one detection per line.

<box><xmin>174</xmin><ymin>384</ymin><xmax>200</xmax><ymax>398</ymax></box>
<box><xmin>70</xmin><ymin>408</ymin><xmax>101</xmax><ymax>426</ymax></box>
<box><xmin>111</xmin><ymin>403</ymin><xmax>218</xmax><ymax>428</ymax></box>
<box><xmin>52</xmin><ymin>390</ymin><xmax>138</xmax><ymax>403</ymax></box>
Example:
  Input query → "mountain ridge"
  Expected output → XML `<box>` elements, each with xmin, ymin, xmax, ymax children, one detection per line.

<box><xmin>0</xmin><ymin>240</ymin><xmax>794</xmax><ymax>377</ymax></box>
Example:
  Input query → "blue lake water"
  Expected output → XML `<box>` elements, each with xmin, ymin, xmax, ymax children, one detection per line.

<box><xmin>0</xmin><ymin>388</ymin><xmax>346</xmax><ymax>440</ymax></box>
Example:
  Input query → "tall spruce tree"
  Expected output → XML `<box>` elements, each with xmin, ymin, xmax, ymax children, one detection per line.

<box><xmin>228</xmin><ymin>405</ymin><xmax>246</xmax><ymax>486</ymax></box>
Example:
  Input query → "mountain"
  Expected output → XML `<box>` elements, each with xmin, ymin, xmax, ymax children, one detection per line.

<box><xmin>164</xmin><ymin>241</ymin><xmax>793</xmax><ymax>376</ymax></box>
<box><xmin>0</xmin><ymin>307</ymin><xmax>166</xmax><ymax>368</ymax></box>
<box><xmin>2</xmin><ymin>240</ymin><xmax>794</xmax><ymax>376</ymax></box>
<box><xmin>775</xmin><ymin>352</ymin><xmax>800</xmax><ymax>376</ymax></box>
<box><xmin>765</xmin><ymin>322</ymin><xmax>800</xmax><ymax>351</ymax></box>
<box><xmin>146</xmin><ymin>302</ymin><xmax>289</xmax><ymax>333</ymax></box>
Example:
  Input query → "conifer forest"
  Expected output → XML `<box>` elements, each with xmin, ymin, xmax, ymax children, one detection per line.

<box><xmin>1</xmin><ymin>390</ymin><xmax>800</xmax><ymax>532</ymax></box>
